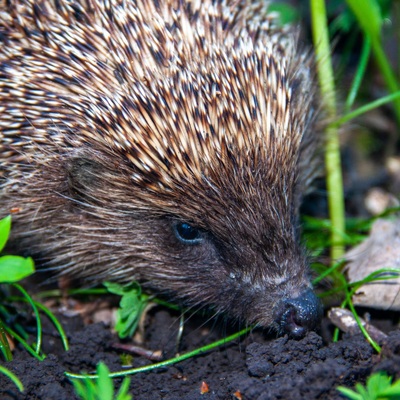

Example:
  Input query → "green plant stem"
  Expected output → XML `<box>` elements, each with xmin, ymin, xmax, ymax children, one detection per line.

<box><xmin>332</xmin><ymin>91</ymin><xmax>400</xmax><ymax>128</ymax></box>
<box><xmin>337</xmin><ymin>282</ymin><xmax>381</xmax><ymax>352</ymax></box>
<box><xmin>310</xmin><ymin>0</ymin><xmax>345</xmax><ymax>263</ymax></box>
<box><xmin>345</xmin><ymin>36</ymin><xmax>371</xmax><ymax>112</ymax></box>
<box><xmin>346</xmin><ymin>295</ymin><xmax>381</xmax><ymax>353</ymax></box>
<box><xmin>66</xmin><ymin>326</ymin><xmax>251</xmax><ymax>380</ymax></box>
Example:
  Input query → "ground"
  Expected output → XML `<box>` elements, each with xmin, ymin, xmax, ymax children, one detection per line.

<box><xmin>1</xmin><ymin>304</ymin><xmax>400</xmax><ymax>400</ymax></box>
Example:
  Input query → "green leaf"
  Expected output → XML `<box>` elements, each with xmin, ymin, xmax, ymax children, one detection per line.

<box><xmin>366</xmin><ymin>370</ymin><xmax>392</xmax><ymax>396</ymax></box>
<box><xmin>346</xmin><ymin>0</ymin><xmax>382</xmax><ymax>39</ymax></box>
<box><xmin>338</xmin><ymin>372</ymin><xmax>400</xmax><ymax>400</ymax></box>
<box><xmin>354</xmin><ymin>383</ymin><xmax>370</xmax><ymax>398</ymax></box>
<box><xmin>379</xmin><ymin>378</ymin><xmax>400</xmax><ymax>396</ymax></box>
<box><xmin>103</xmin><ymin>282</ymin><xmax>126</xmax><ymax>296</ymax></box>
<box><xmin>85</xmin><ymin>379</ymin><xmax>97</xmax><ymax>399</ymax></box>
<box><xmin>336</xmin><ymin>386</ymin><xmax>363</xmax><ymax>400</ymax></box>
<box><xmin>104</xmin><ymin>282</ymin><xmax>149</xmax><ymax>339</ymax></box>
<box><xmin>0</xmin><ymin>256</ymin><xmax>35</xmax><ymax>283</ymax></box>
<box><xmin>71</xmin><ymin>374</ymin><xmax>97</xmax><ymax>400</ymax></box>
<box><xmin>71</xmin><ymin>380</ymin><xmax>87</xmax><ymax>399</ymax></box>
<box><xmin>96</xmin><ymin>363</ymin><xmax>113</xmax><ymax>400</ymax></box>
<box><xmin>71</xmin><ymin>362</ymin><xmax>131</xmax><ymax>400</ymax></box>
<box><xmin>115</xmin><ymin>377</ymin><xmax>132</xmax><ymax>400</ymax></box>
<box><xmin>115</xmin><ymin>290</ymin><xmax>147</xmax><ymax>338</ymax></box>
<box><xmin>0</xmin><ymin>216</ymin><xmax>11</xmax><ymax>253</ymax></box>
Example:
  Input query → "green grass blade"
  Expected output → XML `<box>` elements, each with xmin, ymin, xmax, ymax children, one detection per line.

<box><xmin>345</xmin><ymin>36</ymin><xmax>371</xmax><ymax>112</ymax></box>
<box><xmin>116</xmin><ymin>377</ymin><xmax>132</xmax><ymax>400</ymax></box>
<box><xmin>71</xmin><ymin>379</ymin><xmax>86</xmax><ymax>398</ymax></box>
<box><xmin>346</xmin><ymin>296</ymin><xmax>381</xmax><ymax>353</ymax></box>
<box><xmin>0</xmin><ymin>304</ymin><xmax>29</xmax><ymax>341</ymax></box>
<box><xmin>0</xmin><ymin>318</ymin><xmax>13</xmax><ymax>361</ymax></box>
<box><xmin>0</xmin><ymin>365</ymin><xmax>24</xmax><ymax>392</ymax></box>
<box><xmin>348</xmin><ymin>268</ymin><xmax>400</xmax><ymax>289</ymax></box>
<box><xmin>12</xmin><ymin>283</ymin><xmax>42</xmax><ymax>355</ymax></box>
<box><xmin>312</xmin><ymin>260</ymin><xmax>345</xmax><ymax>285</ymax></box>
<box><xmin>66</xmin><ymin>326</ymin><xmax>251</xmax><ymax>380</ymax></box>
<box><xmin>2</xmin><ymin>323</ymin><xmax>45</xmax><ymax>361</ymax></box>
<box><xmin>346</xmin><ymin>0</ymin><xmax>400</xmax><ymax>126</ymax></box>
<box><xmin>33</xmin><ymin>301</ymin><xmax>69</xmax><ymax>351</ymax></box>
<box><xmin>7</xmin><ymin>296</ymin><xmax>70</xmax><ymax>351</ymax></box>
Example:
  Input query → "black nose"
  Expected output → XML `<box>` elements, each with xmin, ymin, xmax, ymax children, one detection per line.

<box><xmin>274</xmin><ymin>289</ymin><xmax>322</xmax><ymax>339</ymax></box>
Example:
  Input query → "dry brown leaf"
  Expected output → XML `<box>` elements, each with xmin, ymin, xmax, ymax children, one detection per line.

<box><xmin>345</xmin><ymin>218</ymin><xmax>400</xmax><ymax>310</ymax></box>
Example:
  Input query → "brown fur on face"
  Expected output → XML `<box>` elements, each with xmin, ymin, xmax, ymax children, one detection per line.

<box><xmin>0</xmin><ymin>0</ymin><xmax>322</xmax><ymax>328</ymax></box>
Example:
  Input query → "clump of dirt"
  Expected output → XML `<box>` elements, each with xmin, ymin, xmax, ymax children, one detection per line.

<box><xmin>1</xmin><ymin>307</ymin><xmax>399</xmax><ymax>400</ymax></box>
<box><xmin>244</xmin><ymin>332</ymin><xmax>374</xmax><ymax>399</ymax></box>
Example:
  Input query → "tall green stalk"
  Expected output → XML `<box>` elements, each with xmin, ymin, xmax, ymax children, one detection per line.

<box><xmin>310</xmin><ymin>0</ymin><xmax>345</xmax><ymax>262</ymax></box>
<box><xmin>345</xmin><ymin>0</ymin><xmax>400</xmax><ymax>126</ymax></box>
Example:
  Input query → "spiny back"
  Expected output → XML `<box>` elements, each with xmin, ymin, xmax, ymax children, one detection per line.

<box><xmin>0</xmin><ymin>0</ymin><xmax>316</xmax><ymax>196</ymax></box>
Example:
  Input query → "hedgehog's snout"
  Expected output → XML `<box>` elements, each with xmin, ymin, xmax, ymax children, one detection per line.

<box><xmin>274</xmin><ymin>288</ymin><xmax>322</xmax><ymax>339</ymax></box>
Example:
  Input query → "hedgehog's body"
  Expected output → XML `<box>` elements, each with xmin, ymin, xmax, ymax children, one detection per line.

<box><xmin>0</xmin><ymin>0</ymin><xmax>322</xmax><ymax>334</ymax></box>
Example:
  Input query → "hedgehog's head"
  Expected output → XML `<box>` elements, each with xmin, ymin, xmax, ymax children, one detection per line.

<box><xmin>1</xmin><ymin>0</ymin><xmax>322</xmax><ymax>336</ymax></box>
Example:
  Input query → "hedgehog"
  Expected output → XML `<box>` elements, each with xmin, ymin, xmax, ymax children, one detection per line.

<box><xmin>0</xmin><ymin>0</ymin><xmax>323</xmax><ymax>337</ymax></box>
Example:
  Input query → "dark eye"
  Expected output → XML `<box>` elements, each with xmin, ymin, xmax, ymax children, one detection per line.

<box><xmin>173</xmin><ymin>222</ymin><xmax>203</xmax><ymax>244</ymax></box>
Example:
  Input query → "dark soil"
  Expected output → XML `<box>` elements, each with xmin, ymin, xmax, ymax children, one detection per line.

<box><xmin>1</xmin><ymin>305</ymin><xmax>400</xmax><ymax>400</ymax></box>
